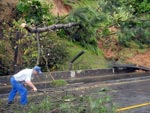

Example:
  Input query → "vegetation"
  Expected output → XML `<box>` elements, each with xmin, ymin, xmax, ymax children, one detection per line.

<box><xmin>16</xmin><ymin>0</ymin><xmax>54</xmax><ymax>25</ymax></box>
<box><xmin>51</xmin><ymin>79</ymin><xmax>67</xmax><ymax>87</ymax></box>
<box><xmin>12</xmin><ymin>91</ymin><xmax>116</xmax><ymax>113</ymax></box>
<box><xmin>0</xmin><ymin>0</ymin><xmax>150</xmax><ymax>75</ymax></box>
<box><xmin>58</xmin><ymin>41</ymin><xmax>107</xmax><ymax>71</ymax></box>
<box><xmin>65</xmin><ymin>6</ymin><xmax>106</xmax><ymax>55</ymax></box>
<box><xmin>1</xmin><ymin>0</ymin><xmax>150</xmax><ymax>112</ymax></box>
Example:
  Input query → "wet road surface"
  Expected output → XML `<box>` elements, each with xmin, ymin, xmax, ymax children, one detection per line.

<box><xmin>109</xmin><ymin>78</ymin><xmax>150</xmax><ymax>113</ymax></box>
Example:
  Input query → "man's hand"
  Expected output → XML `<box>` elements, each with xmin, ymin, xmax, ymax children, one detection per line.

<box><xmin>32</xmin><ymin>87</ymin><xmax>37</xmax><ymax>92</ymax></box>
<box><xmin>25</xmin><ymin>80</ymin><xmax>37</xmax><ymax>92</ymax></box>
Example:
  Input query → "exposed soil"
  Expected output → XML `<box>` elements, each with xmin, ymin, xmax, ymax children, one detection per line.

<box><xmin>98</xmin><ymin>38</ymin><xmax>150</xmax><ymax>68</ymax></box>
<box><xmin>51</xmin><ymin>0</ymin><xmax>72</xmax><ymax>16</ymax></box>
<box><xmin>126</xmin><ymin>52</ymin><xmax>150</xmax><ymax>67</ymax></box>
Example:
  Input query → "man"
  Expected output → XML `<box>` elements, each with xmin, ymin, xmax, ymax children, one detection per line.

<box><xmin>8</xmin><ymin>66</ymin><xmax>42</xmax><ymax>105</ymax></box>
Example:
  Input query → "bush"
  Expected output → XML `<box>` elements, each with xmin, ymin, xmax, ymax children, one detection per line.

<box><xmin>118</xmin><ymin>20</ymin><xmax>150</xmax><ymax>48</ymax></box>
<box><xmin>51</xmin><ymin>79</ymin><xmax>67</xmax><ymax>87</ymax></box>
<box><xmin>39</xmin><ymin>32</ymin><xmax>69</xmax><ymax>71</ymax></box>
<box><xmin>0</xmin><ymin>31</ymin><xmax>15</xmax><ymax>75</ymax></box>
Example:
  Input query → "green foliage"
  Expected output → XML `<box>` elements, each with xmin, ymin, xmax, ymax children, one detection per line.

<box><xmin>10</xmin><ymin>90</ymin><xmax>116</xmax><ymax>113</ymax></box>
<box><xmin>0</xmin><ymin>41</ymin><xmax>13</xmax><ymax>75</ymax></box>
<box><xmin>27</xmin><ymin>97</ymin><xmax>51</xmax><ymax>113</ymax></box>
<box><xmin>129</xmin><ymin>0</ymin><xmax>150</xmax><ymax>14</ymax></box>
<box><xmin>59</xmin><ymin>93</ymin><xmax>116</xmax><ymax>113</ymax></box>
<box><xmin>0</xmin><ymin>23</ymin><xmax>18</xmax><ymax>75</ymax></box>
<box><xmin>96</xmin><ymin>0</ymin><xmax>150</xmax><ymax>49</ymax></box>
<box><xmin>0</xmin><ymin>17</ymin><xmax>69</xmax><ymax>75</ymax></box>
<box><xmin>16</xmin><ymin>0</ymin><xmax>53</xmax><ymax>25</ymax></box>
<box><xmin>51</xmin><ymin>79</ymin><xmax>67</xmax><ymax>87</ymax></box>
<box><xmin>2</xmin><ymin>0</ymin><xmax>150</xmax><ymax>75</ymax></box>
<box><xmin>118</xmin><ymin>19</ymin><xmax>150</xmax><ymax>48</ymax></box>
<box><xmin>63</xmin><ymin>6</ymin><xmax>106</xmax><ymax>54</ymax></box>
<box><xmin>39</xmin><ymin>32</ymin><xmax>69</xmax><ymax>71</ymax></box>
<box><xmin>19</xmin><ymin>31</ymin><xmax>69</xmax><ymax>70</ymax></box>
<box><xmin>98</xmin><ymin>0</ymin><xmax>150</xmax><ymax>15</ymax></box>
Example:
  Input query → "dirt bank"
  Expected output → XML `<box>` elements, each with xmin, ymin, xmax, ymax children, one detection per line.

<box><xmin>126</xmin><ymin>51</ymin><xmax>150</xmax><ymax>67</ymax></box>
<box><xmin>51</xmin><ymin>0</ymin><xmax>72</xmax><ymax>16</ymax></box>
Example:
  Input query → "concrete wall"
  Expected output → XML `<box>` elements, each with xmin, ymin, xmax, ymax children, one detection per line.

<box><xmin>0</xmin><ymin>68</ymin><xmax>113</xmax><ymax>85</ymax></box>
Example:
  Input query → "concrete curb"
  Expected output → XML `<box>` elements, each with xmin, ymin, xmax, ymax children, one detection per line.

<box><xmin>0</xmin><ymin>68</ymin><xmax>113</xmax><ymax>84</ymax></box>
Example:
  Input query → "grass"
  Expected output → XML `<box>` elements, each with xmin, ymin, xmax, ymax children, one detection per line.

<box><xmin>51</xmin><ymin>79</ymin><xmax>67</xmax><ymax>87</ymax></box>
<box><xmin>58</xmin><ymin>40</ymin><xmax>108</xmax><ymax>71</ymax></box>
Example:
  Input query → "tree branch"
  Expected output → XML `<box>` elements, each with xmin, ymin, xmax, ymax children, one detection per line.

<box><xmin>21</xmin><ymin>22</ymin><xmax>80</xmax><ymax>33</ymax></box>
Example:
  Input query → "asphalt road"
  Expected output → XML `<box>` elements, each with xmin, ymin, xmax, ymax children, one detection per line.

<box><xmin>1</xmin><ymin>72</ymin><xmax>150</xmax><ymax>113</ymax></box>
<box><xmin>109</xmin><ymin>78</ymin><xmax>150</xmax><ymax>113</ymax></box>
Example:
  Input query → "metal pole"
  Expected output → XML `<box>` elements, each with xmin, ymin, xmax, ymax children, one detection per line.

<box><xmin>69</xmin><ymin>51</ymin><xmax>85</xmax><ymax>70</ymax></box>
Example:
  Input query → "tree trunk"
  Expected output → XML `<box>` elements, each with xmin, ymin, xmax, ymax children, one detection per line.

<box><xmin>24</xmin><ymin>22</ymin><xmax>80</xmax><ymax>33</ymax></box>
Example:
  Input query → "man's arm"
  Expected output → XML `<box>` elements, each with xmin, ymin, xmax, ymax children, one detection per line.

<box><xmin>25</xmin><ymin>81</ymin><xmax>37</xmax><ymax>92</ymax></box>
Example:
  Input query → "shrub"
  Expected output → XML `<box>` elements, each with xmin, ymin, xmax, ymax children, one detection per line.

<box><xmin>51</xmin><ymin>79</ymin><xmax>67</xmax><ymax>87</ymax></box>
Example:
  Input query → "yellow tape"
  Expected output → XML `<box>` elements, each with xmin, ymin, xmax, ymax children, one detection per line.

<box><xmin>116</xmin><ymin>102</ymin><xmax>150</xmax><ymax>112</ymax></box>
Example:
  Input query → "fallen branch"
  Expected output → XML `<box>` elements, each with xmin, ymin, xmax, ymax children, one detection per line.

<box><xmin>49</xmin><ymin>108</ymin><xmax>61</xmax><ymax>113</ymax></box>
<box><xmin>21</xmin><ymin>22</ymin><xmax>80</xmax><ymax>33</ymax></box>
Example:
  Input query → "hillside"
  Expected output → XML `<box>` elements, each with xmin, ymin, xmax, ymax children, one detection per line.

<box><xmin>0</xmin><ymin>0</ymin><xmax>150</xmax><ymax>76</ymax></box>
<box><xmin>51</xmin><ymin>0</ymin><xmax>150</xmax><ymax>68</ymax></box>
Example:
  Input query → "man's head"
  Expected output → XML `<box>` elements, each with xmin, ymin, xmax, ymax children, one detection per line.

<box><xmin>33</xmin><ymin>66</ymin><xmax>42</xmax><ymax>75</ymax></box>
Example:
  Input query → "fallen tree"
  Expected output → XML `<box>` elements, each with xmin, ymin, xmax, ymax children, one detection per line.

<box><xmin>21</xmin><ymin>22</ymin><xmax>80</xmax><ymax>33</ymax></box>
<box><xmin>20</xmin><ymin>22</ymin><xmax>80</xmax><ymax>81</ymax></box>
